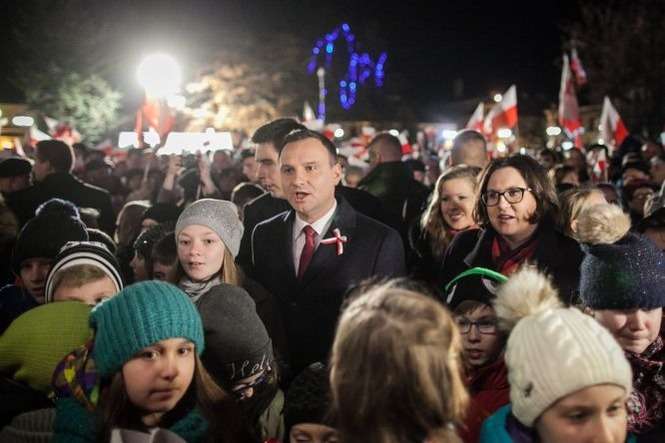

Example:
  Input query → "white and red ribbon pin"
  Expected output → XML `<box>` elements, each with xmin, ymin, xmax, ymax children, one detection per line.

<box><xmin>320</xmin><ymin>228</ymin><xmax>348</xmax><ymax>255</ymax></box>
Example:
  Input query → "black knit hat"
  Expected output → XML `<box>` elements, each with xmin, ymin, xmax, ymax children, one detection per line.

<box><xmin>12</xmin><ymin>213</ymin><xmax>88</xmax><ymax>275</ymax></box>
<box><xmin>0</xmin><ymin>158</ymin><xmax>32</xmax><ymax>178</ymax></box>
<box><xmin>578</xmin><ymin>203</ymin><xmax>665</xmax><ymax>310</ymax></box>
<box><xmin>284</xmin><ymin>362</ymin><xmax>333</xmax><ymax>438</ymax></box>
<box><xmin>197</xmin><ymin>284</ymin><xmax>273</xmax><ymax>386</ymax></box>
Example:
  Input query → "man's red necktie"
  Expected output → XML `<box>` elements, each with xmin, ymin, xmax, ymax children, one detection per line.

<box><xmin>297</xmin><ymin>225</ymin><xmax>316</xmax><ymax>280</ymax></box>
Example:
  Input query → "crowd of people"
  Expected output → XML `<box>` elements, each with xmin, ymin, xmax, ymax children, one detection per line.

<box><xmin>0</xmin><ymin>117</ymin><xmax>664</xmax><ymax>443</ymax></box>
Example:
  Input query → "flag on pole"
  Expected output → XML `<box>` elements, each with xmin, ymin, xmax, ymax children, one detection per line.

<box><xmin>483</xmin><ymin>85</ymin><xmax>518</xmax><ymax>137</ymax></box>
<box><xmin>570</xmin><ymin>47</ymin><xmax>588</xmax><ymax>87</ymax></box>
<box><xmin>599</xmin><ymin>96</ymin><xmax>628</xmax><ymax>150</ymax></box>
<box><xmin>466</xmin><ymin>102</ymin><xmax>485</xmax><ymax>132</ymax></box>
<box><xmin>590</xmin><ymin>148</ymin><xmax>608</xmax><ymax>183</ymax></box>
<box><xmin>303</xmin><ymin>101</ymin><xmax>316</xmax><ymax>123</ymax></box>
<box><xmin>558</xmin><ymin>54</ymin><xmax>584</xmax><ymax>148</ymax></box>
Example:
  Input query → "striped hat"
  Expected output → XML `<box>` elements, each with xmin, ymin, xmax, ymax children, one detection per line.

<box><xmin>44</xmin><ymin>241</ymin><xmax>123</xmax><ymax>303</ymax></box>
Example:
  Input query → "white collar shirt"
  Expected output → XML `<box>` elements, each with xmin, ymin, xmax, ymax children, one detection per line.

<box><xmin>292</xmin><ymin>200</ymin><xmax>337</xmax><ymax>275</ymax></box>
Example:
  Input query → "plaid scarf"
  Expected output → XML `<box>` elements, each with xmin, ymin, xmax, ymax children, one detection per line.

<box><xmin>491</xmin><ymin>234</ymin><xmax>538</xmax><ymax>276</ymax></box>
<box><xmin>625</xmin><ymin>335</ymin><xmax>665</xmax><ymax>434</ymax></box>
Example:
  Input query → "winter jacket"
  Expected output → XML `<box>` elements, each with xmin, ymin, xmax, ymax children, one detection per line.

<box><xmin>440</xmin><ymin>219</ymin><xmax>583</xmax><ymax>305</ymax></box>
<box><xmin>460</xmin><ymin>357</ymin><xmax>510</xmax><ymax>443</ymax></box>
<box><xmin>480</xmin><ymin>404</ymin><xmax>637</xmax><ymax>443</ymax></box>
<box><xmin>0</xmin><ymin>283</ymin><xmax>38</xmax><ymax>334</ymax></box>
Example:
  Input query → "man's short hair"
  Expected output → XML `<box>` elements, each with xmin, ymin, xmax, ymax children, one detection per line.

<box><xmin>36</xmin><ymin>140</ymin><xmax>75</xmax><ymax>173</ymax></box>
<box><xmin>279</xmin><ymin>129</ymin><xmax>338</xmax><ymax>164</ymax></box>
<box><xmin>451</xmin><ymin>130</ymin><xmax>487</xmax><ymax>166</ymax></box>
<box><xmin>368</xmin><ymin>132</ymin><xmax>402</xmax><ymax>159</ymax></box>
<box><xmin>251</xmin><ymin>118</ymin><xmax>306</xmax><ymax>148</ymax></box>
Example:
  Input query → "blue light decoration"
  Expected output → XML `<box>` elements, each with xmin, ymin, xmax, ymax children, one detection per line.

<box><xmin>307</xmin><ymin>23</ymin><xmax>388</xmax><ymax>116</ymax></box>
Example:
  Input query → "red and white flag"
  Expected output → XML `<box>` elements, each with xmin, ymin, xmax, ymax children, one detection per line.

<box><xmin>558</xmin><ymin>54</ymin><xmax>583</xmax><ymax>148</ymax></box>
<box><xmin>590</xmin><ymin>148</ymin><xmax>608</xmax><ymax>182</ymax></box>
<box><xmin>466</xmin><ymin>102</ymin><xmax>484</xmax><ymax>132</ymax></box>
<box><xmin>483</xmin><ymin>85</ymin><xmax>518</xmax><ymax>137</ymax></box>
<box><xmin>599</xmin><ymin>96</ymin><xmax>628</xmax><ymax>149</ymax></box>
<box><xmin>570</xmin><ymin>47</ymin><xmax>588</xmax><ymax>86</ymax></box>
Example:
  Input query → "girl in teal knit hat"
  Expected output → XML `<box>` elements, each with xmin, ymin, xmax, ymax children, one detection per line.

<box><xmin>52</xmin><ymin>280</ymin><xmax>256</xmax><ymax>443</ymax></box>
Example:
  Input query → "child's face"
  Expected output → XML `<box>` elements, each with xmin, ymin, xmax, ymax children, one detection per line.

<box><xmin>53</xmin><ymin>275</ymin><xmax>117</xmax><ymax>306</ymax></box>
<box><xmin>152</xmin><ymin>261</ymin><xmax>179</xmax><ymax>284</ymax></box>
<box><xmin>19</xmin><ymin>257</ymin><xmax>52</xmax><ymax>303</ymax></box>
<box><xmin>535</xmin><ymin>384</ymin><xmax>627</xmax><ymax>443</ymax></box>
<box><xmin>177</xmin><ymin>225</ymin><xmax>225</xmax><ymax>282</ymax></box>
<box><xmin>593</xmin><ymin>308</ymin><xmax>662</xmax><ymax>354</ymax></box>
<box><xmin>290</xmin><ymin>423</ymin><xmax>339</xmax><ymax>443</ymax></box>
<box><xmin>122</xmin><ymin>338</ymin><xmax>196</xmax><ymax>422</ymax></box>
<box><xmin>455</xmin><ymin>304</ymin><xmax>504</xmax><ymax>368</ymax></box>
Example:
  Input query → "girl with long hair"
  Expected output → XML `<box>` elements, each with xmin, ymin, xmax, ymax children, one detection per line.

<box><xmin>409</xmin><ymin>165</ymin><xmax>480</xmax><ymax>285</ymax></box>
<box><xmin>330</xmin><ymin>281</ymin><xmax>469</xmax><ymax>443</ymax></box>
<box><xmin>52</xmin><ymin>280</ymin><xmax>255</xmax><ymax>442</ymax></box>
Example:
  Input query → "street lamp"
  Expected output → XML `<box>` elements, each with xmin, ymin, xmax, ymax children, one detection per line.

<box><xmin>137</xmin><ymin>53</ymin><xmax>181</xmax><ymax>98</ymax></box>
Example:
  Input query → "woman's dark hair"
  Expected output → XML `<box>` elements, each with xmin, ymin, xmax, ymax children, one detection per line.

<box><xmin>473</xmin><ymin>154</ymin><xmax>559</xmax><ymax>227</ymax></box>
<box><xmin>98</xmin><ymin>354</ymin><xmax>257</xmax><ymax>443</ymax></box>
<box><xmin>551</xmin><ymin>164</ymin><xmax>579</xmax><ymax>187</ymax></box>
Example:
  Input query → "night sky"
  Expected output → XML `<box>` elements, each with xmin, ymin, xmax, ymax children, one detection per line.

<box><xmin>0</xmin><ymin>0</ymin><xmax>579</xmax><ymax>120</ymax></box>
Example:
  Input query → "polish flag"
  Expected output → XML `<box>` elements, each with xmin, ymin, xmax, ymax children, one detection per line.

<box><xmin>483</xmin><ymin>85</ymin><xmax>518</xmax><ymax>137</ymax></box>
<box><xmin>570</xmin><ymin>48</ymin><xmax>588</xmax><ymax>86</ymax></box>
<box><xmin>466</xmin><ymin>102</ymin><xmax>485</xmax><ymax>132</ymax></box>
<box><xmin>590</xmin><ymin>148</ymin><xmax>608</xmax><ymax>182</ymax></box>
<box><xmin>599</xmin><ymin>96</ymin><xmax>628</xmax><ymax>149</ymax></box>
<box><xmin>558</xmin><ymin>54</ymin><xmax>583</xmax><ymax>147</ymax></box>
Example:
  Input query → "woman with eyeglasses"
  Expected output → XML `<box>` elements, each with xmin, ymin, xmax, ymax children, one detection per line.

<box><xmin>440</xmin><ymin>154</ymin><xmax>583</xmax><ymax>304</ymax></box>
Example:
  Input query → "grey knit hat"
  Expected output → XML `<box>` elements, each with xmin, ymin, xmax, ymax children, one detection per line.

<box><xmin>197</xmin><ymin>283</ymin><xmax>273</xmax><ymax>385</ymax></box>
<box><xmin>175</xmin><ymin>199</ymin><xmax>244</xmax><ymax>257</ymax></box>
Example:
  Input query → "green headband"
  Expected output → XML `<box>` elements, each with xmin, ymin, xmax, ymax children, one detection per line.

<box><xmin>444</xmin><ymin>267</ymin><xmax>508</xmax><ymax>295</ymax></box>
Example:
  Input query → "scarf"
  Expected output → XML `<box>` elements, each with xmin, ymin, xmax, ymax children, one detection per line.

<box><xmin>491</xmin><ymin>233</ymin><xmax>538</xmax><ymax>276</ymax></box>
<box><xmin>178</xmin><ymin>276</ymin><xmax>222</xmax><ymax>304</ymax></box>
<box><xmin>625</xmin><ymin>335</ymin><xmax>665</xmax><ymax>434</ymax></box>
<box><xmin>52</xmin><ymin>339</ymin><xmax>100</xmax><ymax>410</ymax></box>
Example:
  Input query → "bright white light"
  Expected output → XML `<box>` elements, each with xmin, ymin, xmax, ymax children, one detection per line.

<box><xmin>334</xmin><ymin>128</ymin><xmax>345</xmax><ymax>138</ymax></box>
<box><xmin>389</xmin><ymin>129</ymin><xmax>399</xmax><ymax>137</ymax></box>
<box><xmin>597</xmin><ymin>138</ymin><xmax>605</xmax><ymax>145</ymax></box>
<box><xmin>441</xmin><ymin>129</ymin><xmax>458</xmax><ymax>140</ymax></box>
<box><xmin>497</xmin><ymin>128</ymin><xmax>513</xmax><ymax>139</ymax></box>
<box><xmin>561</xmin><ymin>141</ymin><xmax>574</xmax><ymax>150</ymax></box>
<box><xmin>546</xmin><ymin>126</ymin><xmax>562</xmax><ymax>137</ymax></box>
<box><xmin>118</xmin><ymin>132</ymin><xmax>140</xmax><ymax>149</ymax></box>
<box><xmin>143</xmin><ymin>128</ymin><xmax>161</xmax><ymax>148</ymax></box>
<box><xmin>158</xmin><ymin>131</ymin><xmax>233</xmax><ymax>155</ymax></box>
<box><xmin>167</xmin><ymin>94</ymin><xmax>186</xmax><ymax>109</ymax></box>
<box><xmin>519</xmin><ymin>147</ymin><xmax>527</xmax><ymax>155</ymax></box>
<box><xmin>12</xmin><ymin>116</ymin><xmax>34</xmax><ymax>127</ymax></box>
<box><xmin>493</xmin><ymin>94</ymin><xmax>503</xmax><ymax>103</ymax></box>
<box><xmin>496</xmin><ymin>141</ymin><xmax>507</xmax><ymax>153</ymax></box>
<box><xmin>137</xmin><ymin>53</ymin><xmax>181</xmax><ymax>98</ymax></box>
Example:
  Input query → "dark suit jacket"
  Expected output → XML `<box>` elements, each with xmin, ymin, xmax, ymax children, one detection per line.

<box><xmin>237</xmin><ymin>186</ymin><xmax>387</xmax><ymax>273</ymax></box>
<box><xmin>247</xmin><ymin>196</ymin><xmax>406</xmax><ymax>374</ymax></box>
<box><xmin>6</xmin><ymin>172</ymin><xmax>115</xmax><ymax>235</ymax></box>
<box><xmin>439</xmin><ymin>220</ymin><xmax>583</xmax><ymax>304</ymax></box>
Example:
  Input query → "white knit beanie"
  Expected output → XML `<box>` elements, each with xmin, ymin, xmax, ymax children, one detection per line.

<box><xmin>494</xmin><ymin>266</ymin><xmax>633</xmax><ymax>427</ymax></box>
<box><xmin>175</xmin><ymin>199</ymin><xmax>244</xmax><ymax>257</ymax></box>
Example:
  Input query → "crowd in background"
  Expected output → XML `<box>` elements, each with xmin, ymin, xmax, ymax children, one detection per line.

<box><xmin>0</xmin><ymin>118</ymin><xmax>664</xmax><ymax>443</ymax></box>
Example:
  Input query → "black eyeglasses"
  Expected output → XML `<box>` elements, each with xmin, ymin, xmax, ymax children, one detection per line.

<box><xmin>455</xmin><ymin>317</ymin><xmax>498</xmax><ymax>334</ymax></box>
<box><xmin>482</xmin><ymin>187</ymin><xmax>533</xmax><ymax>207</ymax></box>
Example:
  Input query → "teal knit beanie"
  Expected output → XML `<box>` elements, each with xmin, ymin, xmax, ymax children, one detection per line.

<box><xmin>90</xmin><ymin>281</ymin><xmax>205</xmax><ymax>376</ymax></box>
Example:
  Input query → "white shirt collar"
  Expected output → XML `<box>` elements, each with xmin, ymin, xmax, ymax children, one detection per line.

<box><xmin>293</xmin><ymin>200</ymin><xmax>337</xmax><ymax>237</ymax></box>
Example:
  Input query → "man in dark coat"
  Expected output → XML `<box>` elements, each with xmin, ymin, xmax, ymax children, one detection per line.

<box><xmin>358</xmin><ymin>132</ymin><xmax>430</xmax><ymax>242</ymax></box>
<box><xmin>247</xmin><ymin>129</ymin><xmax>405</xmax><ymax>375</ymax></box>
<box><xmin>5</xmin><ymin>140</ymin><xmax>115</xmax><ymax>234</ymax></box>
<box><xmin>237</xmin><ymin>118</ymin><xmax>386</xmax><ymax>272</ymax></box>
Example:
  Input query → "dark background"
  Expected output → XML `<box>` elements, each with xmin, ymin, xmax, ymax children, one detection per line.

<box><xmin>0</xmin><ymin>0</ymin><xmax>578</xmax><ymax>118</ymax></box>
